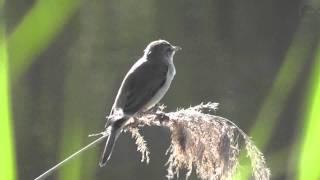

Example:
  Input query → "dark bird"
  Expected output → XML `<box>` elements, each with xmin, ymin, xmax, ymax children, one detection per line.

<box><xmin>99</xmin><ymin>40</ymin><xmax>181</xmax><ymax>167</ymax></box>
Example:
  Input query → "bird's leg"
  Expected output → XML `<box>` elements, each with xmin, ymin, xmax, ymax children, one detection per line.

<box><xmin>144</xmin><ymin>103</ymin><xmax>169</xmax><ymax>122</ymax></box>
<box><xmin>155</xmin><ymin>111</ymin><xmax>169</xmax><ymax>123</ymax></box>
<box><xmin>139</xmin><ymin>104</ymin><xmax>160</xmax><ymax>117</ymax></box>
<box><xmin>138</xmin><ymin>104</ymin><xmax>169</xmax><ymax>123</ymax></box>
<box><xmin>133</xmin><ymin>116</ymin><xmax>139</xmax><ymax>124</ymax></box>
<box><xmin>147</xmin><ymin>103</ymin><xmax>161</xmax><ymax>114</ymax></box>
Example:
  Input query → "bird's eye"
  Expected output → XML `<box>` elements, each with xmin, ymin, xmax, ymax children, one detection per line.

<box><xmin>166</xmin><ymin>47</ymin><xmax>172</xmax><ymax>52</ymax></box>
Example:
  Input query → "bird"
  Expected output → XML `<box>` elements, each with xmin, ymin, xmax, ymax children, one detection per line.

<box><xmin>99</xmin><ymin>39</ymin><xmax>181</xmax><ymax>167</ymax></box>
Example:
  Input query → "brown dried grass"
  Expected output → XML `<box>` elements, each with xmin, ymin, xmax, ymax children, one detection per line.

<box><xmin>124</xmin><ymin>102</ymin><xmax>270</xmax><ymax>180</ymax></box>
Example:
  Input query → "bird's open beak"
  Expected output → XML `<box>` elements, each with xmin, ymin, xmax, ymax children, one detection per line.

<box><xmin>172</xmin><ymin>46</ymin><xmax>182</xmax><ymax>51</ymax></box>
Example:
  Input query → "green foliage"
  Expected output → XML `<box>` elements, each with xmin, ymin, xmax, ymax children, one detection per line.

<box><xmin>5</xmin><ymin>0</ymin><xmax>81</xmax><ymax>179</ymax></box>
<box><xmin>299</xmin><ymin>42</ymin><xmax>320</xmax><ymax>180</ymax></box>
<box><xmin>0</xmin><ymin>8</ymin><xmax>17</xmax><ymax>180</ymax></box>
<box><xmin>58</xmin><ymin>123</ymin><xmax>85</xmax><ymax>180</ymax></box>
<box><xmin>8</xmin><ymin>0</ymin><xmax>81</xmax><ymax>81</ymax></box>
<box><xmin>250</xmin><ymin>15</ymin><xmax>318</xmax><ymax>151</ymax></box>
<box><xmin>239</xmin><ymin>9</ymin><xmax>320</xmax><ymax>179</ymax></box>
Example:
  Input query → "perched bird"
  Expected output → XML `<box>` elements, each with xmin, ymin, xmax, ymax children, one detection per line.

<box><xmin>99</xmin><ymin>40</ymin><xmax>181</xmax><ymax>167</ymax></box>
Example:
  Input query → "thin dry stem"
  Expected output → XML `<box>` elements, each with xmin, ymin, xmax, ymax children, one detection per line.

<box><xmin>125</xmin><ymin>127</ymin><xmax>150</xmax><ymax>164</ymax></box>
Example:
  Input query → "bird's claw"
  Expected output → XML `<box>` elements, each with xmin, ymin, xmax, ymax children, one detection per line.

<box><xmin>156</xmin><ymin>112</ymin><xmax>169</xmax><ymax>123</ymax></box>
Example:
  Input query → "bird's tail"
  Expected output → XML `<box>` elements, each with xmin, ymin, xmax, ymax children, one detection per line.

<box><xmin>99</xmin><ymin>117</ymin><xmax>128</xmax><ymax>167</ymax></box>
<box><xmin>99</xmin><ymin>126</ymin><xmax>118</xmax><ymax>167</ymax></box>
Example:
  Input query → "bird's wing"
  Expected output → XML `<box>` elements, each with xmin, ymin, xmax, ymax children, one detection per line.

<box><xmin>114</xmin><ymin>59</ymin><xmax>168</xmax><ymax>115</ymax></box>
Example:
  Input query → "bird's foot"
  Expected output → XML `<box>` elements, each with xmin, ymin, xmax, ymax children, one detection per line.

<box><xmin>150</xmin><ymin>103</ymin><xmax>167</xmax><ymax>113</ymax></box>
<box><xmin>148</xmin><ymin>104</ymin><xmax>160</xmax><ymax>114</ymax></box>
<box><xmin>156</xmin><ymin>112</ymin><xmax>169</xmax><ymax>123</ymax></box>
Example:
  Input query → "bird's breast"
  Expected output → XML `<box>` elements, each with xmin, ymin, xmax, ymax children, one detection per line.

<box><xmin>143</xmin><ymin>63</ymin><xmax>175</xmax><ymax>111</ymax></box>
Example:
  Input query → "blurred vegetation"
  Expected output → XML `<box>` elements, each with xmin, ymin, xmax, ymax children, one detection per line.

<box><xmin>2</xmin><ymin>0</ymin><xmax>320</xmax><ymax>179</ymax></box>
<box><xmin>8</xmin><ymin>0</ymin><xmax>81</xmax><ymax>81</ymax></box>
<box><xmin>250</xmin><ymin>7</ymin><xmax>320</xmax><ymax>150</ymax></box>
<box><xmin>0</xmin><ymin>1</ymin><xmax>17</xmax><ymax>180</ymax></box>
<box><xmin>239</xmin><ymin>4</ymin><xmax>320</xmax><ymax>179</ymax></box>
<box><xmin>299</xmin><ymin>40</ymin><xmax>320</xmax><ymax>180</ymax></box>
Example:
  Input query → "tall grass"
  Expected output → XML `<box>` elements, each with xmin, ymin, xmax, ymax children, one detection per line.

<box><xmin>299</xmin><ymin>41</ymin><xmax>320</xmax><ymax>180</ymax></box>
<box><xmin>0</xmin><ymin>3</ymin><xmax>17</xmax><ymax>179</ymax></box>
<box><xmin>239</xmin><ymin>7</ymin><xmax>320</xmax><ymax>179</ymax></box>
<box><xmin>5</xmin><ymin>0</ymin><xmax>81</xmax><ymax>179</ymax></box>
<box><xmin>8</xmin><ymin>0</ymin><xmax>81</xmax><ymax>81</ymax></box>
<box><xmin>58</xmin><ymin>123</ymin><xmax>85</xmax><ymax>180</ymax></box>
<box><xmin>250</xmin><ymin>11</ymin><xmax>318</xmax><ymax>151</ymax></box>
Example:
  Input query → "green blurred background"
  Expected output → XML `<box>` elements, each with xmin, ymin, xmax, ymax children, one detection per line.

<box><xmin>1</xmin><ymin>0</ymin><xmax>320</xmax><ymax>179</ymax></box>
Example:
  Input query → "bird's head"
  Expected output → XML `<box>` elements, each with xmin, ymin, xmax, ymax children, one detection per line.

<box><xmin>144</xmin><ymin>39</ymin><xmax>181</xmax><ymax>60</ymax></box>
